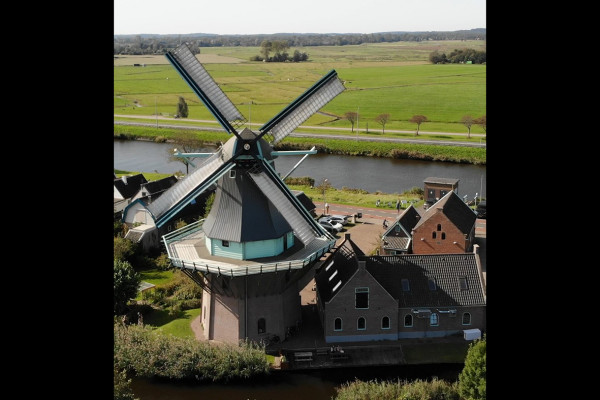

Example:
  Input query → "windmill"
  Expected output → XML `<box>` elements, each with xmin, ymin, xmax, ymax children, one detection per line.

<box><xmin>122</xmin><ymin>43</ymin><xmax>346</xmax><ymax>344</ymax></box>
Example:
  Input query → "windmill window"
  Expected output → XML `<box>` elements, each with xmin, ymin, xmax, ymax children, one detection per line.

<box><xmin>441</xmin><ymin>232</ymin><xmax>446</xmax><ymax>240</ymax></box>
<box><xmin>432</xmin><ymin>232</ymin><xmax>437</xmax><ymax>239</ymax></box>
<box><xmin>258</xmin><ymin>318</ymin><xmax>266</xmax><ymax>334</ymax></box>
<box><xmin>401</xmin><ymin>279</ymin><xmax>410</xmax><ymax>292</ymax></box>
<box><xmin>328</xmin><ymin>270</ymin><xmax>338</xmax><ymax>281</ymax></box>
<box><xmin>458</xmin><ymin>277</ymin><xmax>469</xmax><ymax>291</ymax></box>
<box><xmin>332</xmin><ymin>281</ymin><xmax>342</xmax><ymax>292</ymax></box>
<box><xmin>381</xmin><ymin>316</ymin><xmax>390</xmax><ymax>329</ymax></box>
<box><xmin>404</xmin><ymin>314</ymin><xmax>413</xmax><ymax>327</ymax></box>
<box><xmin>357</xmin><ymin>317</ymin><xmax>366</xmax><ymax>330</ymax></box>
<box><xmin>222</xmin><ymin>240</ymin><xmax>229</xmax><ymax>247</ymax></box>
<box><xmin>395</xmin><ymin>225</ymin><xmax>401</xmax><ymax>232</ymax></box>
<box><xmin>355</xmin><ymin>287</ymin><xmax>369</xmax><ymax>309</ymax></box>
<box><xmin>229</xmin><ymin>170</ymin><xmax>236</xmax><ymax>178</ymax></box>
<box><xmin>462</xmin><ymin>313</ymin><xmax>472</xmax><ymax>325</ymax></box>
<box><xmin>430</xmin><ymin>313</ymin><xmax>439</xmax><ymax>326</ymax></box>
<box><xmin>437</xmin><ymin>224</ymin><xmax>442</xmax><ymax>231</ymax></box>
<box><xmin>334</xmin><ymin>318</ymin><xmax>342</xmax><ymax>331</ymax></box>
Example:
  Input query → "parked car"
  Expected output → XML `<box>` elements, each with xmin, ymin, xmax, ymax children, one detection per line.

<box><xmin>322</xmin><ymin>215</ymin><xmax>348</xmax><ymax>225</ymax></box>
<box><xmin>475</xmin><ymin>201</ymin><xmax>486</xmax><ymax>219</ymax></box>
<box><xmin>318</xmin><ymin>220</ymin><xmax>343</xmax><ymax>233</ymax></box>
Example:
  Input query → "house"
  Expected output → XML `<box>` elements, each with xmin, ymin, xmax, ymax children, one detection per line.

<box><xmin>315</xmin><ymin>234</ymin><xmax>486</xmax><ymax>343</ymax></box>
<box><xmin>114</xmin><ymin>174</ymin><xmax>148</xmax><ymax>213</ymax></box>
<box><xmin>380</xmin><ymin>205</ymin><xmax>421</xmax><ymax>255</ymax></box>
<box><xmin>131</xmin><ymin>175</ymin><xmax>179</xmax><ymax>204</ymax></box>
<box><xmin>423</xmin><ymin>177</ymin><xmax>459</xmax><ymax>207</ymax></box>
<box><xmin>411</xmin><ymin>190</ymin><xmax>477</xmax><ymax>254</ymax></box>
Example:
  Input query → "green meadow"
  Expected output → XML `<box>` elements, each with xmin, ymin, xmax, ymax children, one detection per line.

<box><xmin>114</xmin><ymin>40</ymin><xmax>486</xmax><ymax>136</ymax></box>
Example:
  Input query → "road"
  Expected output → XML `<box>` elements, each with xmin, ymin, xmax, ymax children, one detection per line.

<box><xmin>114</xmin><ymin>114</ymin><xmax>486</xmax><ymax>148</ymax></box>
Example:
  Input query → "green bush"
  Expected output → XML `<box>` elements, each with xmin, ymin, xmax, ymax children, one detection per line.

<box><xmin>334</xmin><ymin>377</ymin><xmax>459</xmax><ymax>400</ymax></box>
<box><xmin>114</xmin><ymin>237</ymin><xmax>139</xmax><ymax>263</ymax></box>
<box><xmin>114</xmin><ymin>367</ymin><xmax>138</xmax><ymax>400</ymax></box>
<box><xmin>458</xmin><ymin>336</ymin><xmax>486</xmax><ymax>400</ymax></box>
<box><xmin>114</xmin><ymin>322</ymin><xmax>270</xmax><ymax>382</ymax></box>
<box><xmin>154</xmin><ymin>253</ymin><xmax>172</xmax><ymax>271</ymax></box>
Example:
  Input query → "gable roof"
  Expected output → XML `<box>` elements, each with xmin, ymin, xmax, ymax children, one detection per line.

<box><xmin>114</xmin><ymin>174</ymin><xmax>148</xmax><ymax>199</ymax></box>
<box><xmin>382</xmin><ymin>205</ymin><xmax>421</xmax><ymax>250</ymax></box>
<box><xmin>315</xmin><ymin>235</ymin><xmax>364</xmax><ymax>303</ymax></box>
<box><xmin>413</xmin><ymin>190</ymin><xmax>476</xmax><ymax>234</ymax></box>
<box><xmin>140</xmin><ymin>176</ymin><xmax>178</xmax><ymax>198</ymax></box>
<box><xmin>365</xmin><ymin>254</ymin><xmax>485</xmax><ymax>307</ymax></box>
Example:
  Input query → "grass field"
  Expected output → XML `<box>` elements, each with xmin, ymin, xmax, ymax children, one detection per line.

<box><xmin>114</xmin><ymin>40</ymin><xmax>485</xmax><ymax>135</ymax></box>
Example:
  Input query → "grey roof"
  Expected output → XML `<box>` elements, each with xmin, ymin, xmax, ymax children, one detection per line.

<box><xmin>114</xmin><ymin>174</ymin><xmax>148</xmax><ymax>199</ymax></box>
<box><xmin>141</xmin><ymin>176</ymin><xmax>178</xmax><ymax>197</ymax></box>
<box><xmin>314</xmin><ymin>237</ymin><xmax>363</xmax><ymax>303</ymax></box>
<box><xmin>413</xmin><ymin>191</ymin><xmax>476</xmax><ymax>234</ymax></box>
<box><xmin>423</xmin><ymin>177</ymin><xmax>460</xmax><ymax>185</ymax></box>
<box><xmin>202</xmin><ymin>167</ymin><xmax>292</xmax><ymax>242</ymax></box>
<box><xmin>315</xmin><ymin>236</ymin><xmax>485</xmax><ymax>308</ymax></box>
<box><xmin>382</xmin><ymin>205</ymin><xmax>421</xmax><ymax>251</ymax></box>
<box><xmin>291</xmin><ymin>190</ymin><xmax>316</xmax><ymax>212</ymax></box>
<box><xmin>366</xmin><ymin>254</ymin><xmax>485</xmax><ymax>307</ymax></box>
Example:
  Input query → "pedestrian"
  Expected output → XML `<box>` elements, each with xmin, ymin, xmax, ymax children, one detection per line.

<box><xmin>383</xmin><ymin>219</ymin><xmax>388</xmax><ymax>228</ymax></box>
<box><xmin>325</xmin><ymin>202</ymin><xmax>329</xmax><ymax>214</ymax></box>
<box><xmin>376</xmin><ymin>199</ymin><xmax>380</xmax><ymax>207</ymax></box>
<box><xmin>396</xmin><ymin>199</ymin><xmax>400</xmax><ymax>213</ymax></box>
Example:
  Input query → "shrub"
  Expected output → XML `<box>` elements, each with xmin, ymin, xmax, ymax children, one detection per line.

<box><xmin>458</xmin><ymin>336</ymin><xmax>486</xmax><ymax>400</ymax></box>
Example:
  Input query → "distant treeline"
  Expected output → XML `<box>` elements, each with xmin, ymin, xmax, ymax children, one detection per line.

<box><xmin>430</xmin><ymin>48</ymin><xmax>486</xmax><ymax>64</ymax></box>
<box><xmin>113</xmin><ymin>29</ymin><xmax>486</xmax><ymax>55</ymax></box>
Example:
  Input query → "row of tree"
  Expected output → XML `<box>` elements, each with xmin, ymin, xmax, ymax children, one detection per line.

<box><xmin>249</xmin><ymin>40</ymin><xmax>309</xmax><ymax>62</ymax></box>
<box><xmin>429</xmin><ymin>48</ymin><xmax>486</xmax><ymax>64</ymax></box>
<box><xmin>113</xmin><ymin>29</ymin><xmax>485</xmax><ymax>55</ymax></box>
<box><xmin>343</xmin><ymin>112</ymin><xmax>486</xmax><ymax>137</ymax></box>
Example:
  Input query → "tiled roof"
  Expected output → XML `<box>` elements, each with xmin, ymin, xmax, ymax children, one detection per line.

<box><xmin>382</xmin><ymin>205</ymin><xmax>421</xmax><ymax>250</ymax></box>
<box><xmin>413</xmin><ymin>191</ymin><xmax>476</xmax><ymax>234</ymax></box>
<box><xmin>315</xmin><ymin>237</ymin><xmax>362</xmax><ymax>303</ymax></box>
<box><xmin>365</xmin><ymin>253</ymin><xmax>485</xmax><ymax>307</ymax></box>
<box><xmin>114</xmin><ymin>174</ymin><xmax>148</xmax><ymax>199</ymax></box>
<box><xmin>423</xmin><ymin>177</ymin><xmax>460</xmax><ymax>185</ymax></box>
<box><xmin>142</xmin><ymin>176</ymin><xmax>178</xmax><ymax>197</ymax></box>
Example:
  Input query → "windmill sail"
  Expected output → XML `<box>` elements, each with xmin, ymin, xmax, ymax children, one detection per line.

<box><xmin>258</xmin><ymin>70</ymin><xmax>345</xmax><ymax>145</ymax></box>
<box><xmin>166</xmin><ymin>43</ymin><xmax>246</xmax><ymax>134</ymax></box>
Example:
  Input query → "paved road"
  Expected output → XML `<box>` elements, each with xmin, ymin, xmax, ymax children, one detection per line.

<box><xmin>114</xmin><ymin>114</ymin><xmax>486</xmax><ymax>148</ymax></box>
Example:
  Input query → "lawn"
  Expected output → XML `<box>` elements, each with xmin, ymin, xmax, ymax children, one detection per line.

<box><xmin>146</xmin><ymin>307</ymin><xmax>202</xmax><ymax>338</ymax></box>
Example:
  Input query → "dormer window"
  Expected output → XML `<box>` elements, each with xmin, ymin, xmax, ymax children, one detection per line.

<box><xmin>428</xmin><ymin>278</ymin><xmax>437</xmax><ymax>291</ymax></box>
<box><xmin>401</xmin><ymin>279</ymin><xmax>410</xmax><ymax>292</ymax></box>
<box><xmin>458</xmin><ymin>277</ymin><xmax>468</xmax><ymax>290</ymax></box>
<box><xmin>229</xmin><ymin>170</ymin><xmax>236</xmax><ymax>178</ymax></box>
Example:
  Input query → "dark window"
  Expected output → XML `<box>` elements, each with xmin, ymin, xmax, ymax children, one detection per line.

<box><xmin>222</xmin><ymin>240</ymin><xmax>229</xmax><ymax>247</ymax></box>
<box><xmin>357</xmin><ymin>317</ymin><xmax>366</xmax><ymax>330</ymax></box>
<box><xmin>355</xmin><ymin>288</ymin><xmax>369</xmax><ymax>309</ymax></box>
<box><xmin>334</xmin><ymin>318</ymin><xmax>342</xmax><ymax>331</ymax></box>
<box><xmin>401</xmin><ymin>279</ymin><xmax>410</xmax><ymax>292</ymax></box>
<box><xmin>404</xmin><ymin>314</ymin><xmax>413</xmax><ymax>327</ymax></box>
<box><xmin>432</xmin><ymin>232</ymin><xmax>437</xmax><ymax>239</ymax></box>
<box><xmin>441</xmin><ymin>232</ymin><xmax>446</xmax><ymax>240</ymax></box>
<box><xmin>258</xmin><ymin>318</ymin><xmax>266</xmax><ymax>334</ymax></box>
<box><xmin>437</xmin><ymin>224</ymin><xmax>442</xmax><ymax>231</ymax></box>
<box><xmin>430</xmin><ymin>313</ymin><xmax>439</xmax><ymax>326</ymax></box>
<box><xmin>382</xmin><ymin>316</ymin><xmax>390</xmax><ymax>329</ymax></box>
<box><xmin>395</xmin><ymin>225</ymin><xmax>401</xmax><ymax>232</ymax></box>
<box><xmin>462</xmin><ymin>313</ymin><xmax>471</xmax><ymax>325</ymax></box>
<box><xmin>428</xmin><ymin>278</ymin><xmax>437</xmax><ymax>291</ymax></box>
<box><xmin>459</xmin><ymin>277</ymin><xmax>468</xmax><ymax>290</ymax></box>
<box><xmin>440</xmin><ymin>190</ymin><xmax>448</xmax><ymax>197</ymax></box>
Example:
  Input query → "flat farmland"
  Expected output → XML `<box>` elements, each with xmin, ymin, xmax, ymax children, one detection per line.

<box><xmin>114</xmin><ymin>40</ymin><xmax>485</xmax><ymax>135</ymax></box>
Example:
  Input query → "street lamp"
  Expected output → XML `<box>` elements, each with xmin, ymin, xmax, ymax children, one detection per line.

<box><xmin>323</xmin><ymin>178</ymin><xmax>329</xmax><ymax>215</ymax></box>
<box><xmin>474</xmin><ymin>193</ymin><xmax>478</xmax><ymax>207</ymax></box>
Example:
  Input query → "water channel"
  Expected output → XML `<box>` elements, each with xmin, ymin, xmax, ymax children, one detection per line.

<box><xmin>114</xmin><ymin>139</ymin><xmax>487</xmax><ymax>200</ymax></box>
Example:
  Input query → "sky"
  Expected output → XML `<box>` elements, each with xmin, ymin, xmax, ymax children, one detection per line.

<box><xmin>114</xmin><ymin>0</ymin><xmax>486</xmax><ymax>36</ymax></box>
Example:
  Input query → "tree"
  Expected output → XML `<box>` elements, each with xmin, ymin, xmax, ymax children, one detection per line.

<box><xmin>409</xmin><ymin>115</ymin><xmax>429</xmax><ymax>136</ymax></box>
<box><xmin>316</xmin><ymin>178</ymin><xmax>332</xmax><ymax>214</ymax></box>
<box><xmin>114</xmin><ymin>259</ymin><xmax>141</xmax><ymax>315</ymax></box>
<box><xmin>374</xmin><ymin>113</ymin><xmax>390</xmax><ymax>134</ymax></box>
<box><xmin>176</xmin><ymin>96</ymin><xmax>189</xmax><ymax>118</ymax></box>
<box><xmin>114</xmin><ymin>367</ymin><xmax>138</xmax><ymax>400</ymax></box>
<box><xmin>167</xmin><ymin>130</ymin><xmax>206</xmax><ymax>175</ymax></box>
<box><xmin>344</xmin><ymin>112</ymin><xmax>358</xmax><ymax>133</ymax></box>
<box><xmin>458</xmin><ymin>336</ymin><xmax>486</xmax><ymax>400</ymax></box>
<box><xmin>260</xmin><ymin>40</ymin><xmax>272</xmax><ymax>60</ymax></box>
<box><xmin>461</xmin><ymin>115</ymin><xmax>475</xmax><ymax>138</ymax></box>
<box><xmin>474</xmin><ymin>115</ymin><xmax>486</xmax><ymax>136</ymax></box>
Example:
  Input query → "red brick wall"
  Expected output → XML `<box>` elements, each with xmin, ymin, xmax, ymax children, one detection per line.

<box><xmin>412</xmin><ymin>211</ymin><xmax>469</xmax><ymax>254</ymax></box>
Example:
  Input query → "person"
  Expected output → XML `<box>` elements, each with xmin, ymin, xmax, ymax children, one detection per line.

<box><xmin>325</xmin><ymin>202</ymin><xmax>329</xmax><ymax>214</ymax></box>
<box><xmin>383</xmin><ymin>219</ymin><xmax>388</xmax><ymax>228</ymax></box>
<box><xmin>396</xmin><ymin>199</ymin><xmax>400</xmax><ymax>213</ymax></box>
<box><xmin>376</xmin><ymin>199</ymin><xmax>380</xmax><ymax>207</ymax></box>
